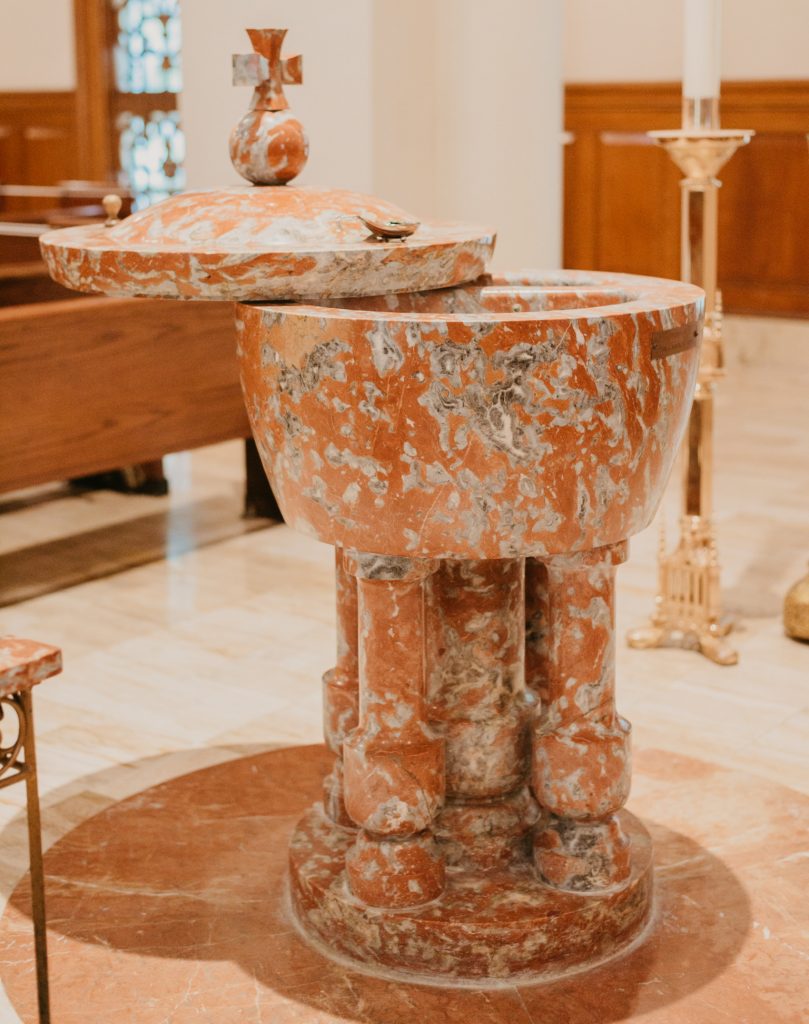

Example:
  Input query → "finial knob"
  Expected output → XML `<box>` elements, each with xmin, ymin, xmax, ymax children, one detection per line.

<box><xmin>230</xmin><ymin>28</ymin><xmax>308</xmax><ymax>186</ymax></box>
<box><xmin>102</xmin><ymin>194</ymin><xmax>122</xmax><ymax>226</ymax></box>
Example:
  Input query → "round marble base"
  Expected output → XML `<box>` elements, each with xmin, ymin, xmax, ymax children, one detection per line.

<box><xmin>0</xmin><ymin>745</ymin><xmax>807</xmax><ymax>1023</ymax></box>
<box><xmin>290</xmin><ymin>806</ymin><xmax>653</xmax><ymax>984</ymax></box>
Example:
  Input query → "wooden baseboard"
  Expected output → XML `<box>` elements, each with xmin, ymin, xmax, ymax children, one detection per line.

<box><xmin>0</xmin><ymin>91</ymin><xmax>78</xmax><ymax>213</ymax></box>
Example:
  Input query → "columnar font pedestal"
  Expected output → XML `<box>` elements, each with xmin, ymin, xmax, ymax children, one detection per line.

<box><xmin>531</xmin><ymin>544</ymin><xmax>632</xmax><ymax>892</ymax></box>
<box><xmin>342</xmin><ymin>553</ymin><xmax>445</xmax><ymax>908</ymax></box>
<box><xmin>290</xmin><ymin>546</ymin><xmax>653</xmax><ymax>983</ymax></box>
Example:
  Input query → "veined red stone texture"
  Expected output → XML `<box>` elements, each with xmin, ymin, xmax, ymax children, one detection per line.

<box><xmin>0</xmin><ymin>636</ymin><xmax>62</xmax><ymax>697</ymax></box>
<box><xmin>39</xmin><ymin>188</ymin><xmax>494</xmax><ymax>302</ymax></box>
<box><xmin>290</xmin><ymin>804</ymin><xmax>652</xmax><ymax>981</ymax></box>
<box><xmin>39</xmin><ymin>25</ymin><xmax>493</xmax><ymax>303</ymax></box>
<box><xmin>237</xmin><ymin>271</ymin><xmax>703</xmax><ymax>559</ymax></box>
<box><xmin>428</xmin><ymin>559</ymin><xmax>538</xmax><ymax>871</ymax></box>
<box><xmin>234</xmin><ymin>269</ymin><xmax>704</xmax><ymax>980</ymax></box>
<box><xmin>342</xmin><ymin>553</ymin><xmax>445</xmax><ymax>908</ymax></box>
<box><xmin>230</xmin><ymin>108</ymin><xmax>308</xmax><ymax>187</ymax></box>
<box><xmin>37</xmin><ymin>193</ymin><xmax>703</xmax><ymax>976</ymax></box>
<box><xmin>530</xmin><ymin>543</ymin><xmax>632</xmax><ymax>891</ymax></box>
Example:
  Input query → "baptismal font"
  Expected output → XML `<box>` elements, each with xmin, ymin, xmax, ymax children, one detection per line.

<box><xmin>41</xmin><ymin>28</ymin><xmax>704</xmax><ymax>983</ymax></box>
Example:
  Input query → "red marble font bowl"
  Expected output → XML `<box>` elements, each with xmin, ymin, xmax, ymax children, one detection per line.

<box><xmin>236</xmin><ymin>270</ymin><xmax>704</xmax><ymax>559</ymax></box>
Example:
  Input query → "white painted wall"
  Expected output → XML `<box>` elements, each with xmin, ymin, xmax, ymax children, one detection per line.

<box><xmin>370</xmin><ymin>0</ymin><xmax>437</xmax><ymax>223</ymax></box>
<box><xmin>0</xmin><ymin>0</ymin><xmax>75</xmax><ymax>90</ymax></box>
<box><xmin>564</xmin><ymin>0</ymin><xmax>809</xmax><ymax>82</ymax></box>
<box><xmin>373</xmin><ymin>0</ymin><xmax>564</xmax><ymax>268</ymax></box>
<box><xmin>181</xmin><ymin>0</ymin><xmax>564</xmax><ymax>269</ymax></box>
<box><xmin>432</xmin><ymin>0</ymin><xmax>563</xmax><ymax>270</ymax></box>
<box><xmin>179</xmin><ymin>0</ymin><xmax>375</xmax><ymax>193</ymax></box>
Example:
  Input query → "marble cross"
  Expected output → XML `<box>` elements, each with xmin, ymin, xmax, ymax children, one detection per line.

<box><xmin>232</xmin><ymin>28</ymin><xmax>303</xmax><ymax>112</ymax></box>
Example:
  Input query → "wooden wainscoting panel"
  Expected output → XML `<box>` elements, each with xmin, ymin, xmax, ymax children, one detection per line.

<box><xmin>0</xmin><ymin>123</ymin><xmax>23</xmax><ymax>190</ymax></box>
<box><xmin>0</xmin><ymin>92</ymin><xmax>78</xmax><ymax>212</ymax></box>
<box><xmin>597</xmin><ymin>135</ymin><xmax>681</xmax><ymax>280</ymax></box>
<box><xmin>564</xmin><ymin>81</ymin><xmax>809</xmax><ymax>317</ymax></box>
<box><xmin>719</xmin><ymin>132</ymin><xmax>809</xmax><ymax>316</ymax></box>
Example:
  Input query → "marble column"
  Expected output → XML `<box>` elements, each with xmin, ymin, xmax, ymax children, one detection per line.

<box><xmin>342</xmin><ymin>553</ymin><xmax>445</xmax><ymax>908</ymax></box>
<box><xmin>321</xmin><ymin>548</ymin><xmax>359</xmax><ymax>828</ymax></box>
<box><xmin>530</xmin><ymin>542</ymin><xmax>632</xmax><ymax>891</ymax></box>
<box><xmin>429</xmin><ymin>559</ymin><xmax>538</xmax><ymax>869</ymax></box>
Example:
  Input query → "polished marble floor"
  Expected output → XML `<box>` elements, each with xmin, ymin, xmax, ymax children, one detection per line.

<box><xmin>0</xmin><ymin>319</ymin><xmax>807</xmax><ymax>1021</ymax></box>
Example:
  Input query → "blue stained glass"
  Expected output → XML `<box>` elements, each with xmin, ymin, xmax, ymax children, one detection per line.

<box><xmin>118</xmin><ymin>110</ymin><xmax>186</xmax><ymax>210</ymax></box>
<box><xmin>113</xmin><ymin>0</ymin><xmax>184</xmax><ymax>209</ymax></box>
<box><xmin>112</xmin><ymin>0</ymin><xmax>181</xmax><ymax>96</ymax></box>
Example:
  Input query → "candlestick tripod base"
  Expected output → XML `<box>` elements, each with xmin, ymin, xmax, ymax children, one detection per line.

<box><xmin>289</xmin><ymin>806</ymin><xmax>653</xmax><ymax>985</ymax></box>
<box><xmin>627</xmin><ymin>516</ymin><xmax>738</xmax><ymax>667</ymax></box>
<box><xmin>627</xmin><ymin>618</ymin><xmax>736</xmax><ymax>667</ymax></box>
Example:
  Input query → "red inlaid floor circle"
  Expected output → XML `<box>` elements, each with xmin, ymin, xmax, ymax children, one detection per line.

<box><xmin>0</xmin><ymin>745</ymin><xmax>806</xmax><ymax>1023</ymax></box>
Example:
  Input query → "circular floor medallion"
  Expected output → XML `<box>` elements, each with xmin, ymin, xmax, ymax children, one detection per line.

<box><xmin>0</xmin><ymin>745</ymin><xmax>806</xmax><ymax>1023</ymax></box>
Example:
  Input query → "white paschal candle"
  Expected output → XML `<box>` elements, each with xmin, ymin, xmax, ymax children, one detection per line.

<box><xmin>683</xmin><ymin>0</ymin><xmax>722</xmax><ymax>99</ymax></box>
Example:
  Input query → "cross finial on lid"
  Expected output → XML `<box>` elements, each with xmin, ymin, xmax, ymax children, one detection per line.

<box><xmin>230</xmin><ymin>28</ymin><xmax>308</xmax><ymax>185</ymax></box>
<box><xmin>233</xmin><ymin>28</ymin><xmax>303</xmax><ymax>112</ymax></box>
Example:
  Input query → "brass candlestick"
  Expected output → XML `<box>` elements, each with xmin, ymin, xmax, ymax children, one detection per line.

<box><xmin>627</xmin><ymin>97</ymin><xmax>753</xmax><ymax>666</ymax></box>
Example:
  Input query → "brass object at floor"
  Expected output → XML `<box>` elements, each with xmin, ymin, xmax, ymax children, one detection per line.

<box><xmin>0</xmin><ymin>637</ymin><xmax>62</xmax><ymax>1024</ymax></box>
<box><xmin>628</xmin><ymin>99</ymin><xmax>753</xmax><ymax>667</ymax></box>
<box><xmin>784</xmin><ymin>569</ymin><xmax>809</xmax><ymax>641</ymax></box>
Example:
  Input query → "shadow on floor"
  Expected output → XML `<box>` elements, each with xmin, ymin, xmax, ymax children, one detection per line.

<box><xmin>0</xmin><ymin>493</ymin><xmax>274</xmax><ymax>607</ymax></box>
<box><xmin>0</xmin><ymin>744</ymin><xmax>755</xmax><ymax>1024</ymax></box>
<box><xmin>723</xmin><ymin>517</ymin><xmax>809</xmax><ymax>619</ymax></box>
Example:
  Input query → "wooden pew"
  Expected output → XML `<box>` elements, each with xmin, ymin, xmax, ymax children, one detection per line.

<box><xmin>0</xmin><ymin>183</ymin><xmax>277</xmax><ymax>515</ymax></box>
<box><xmin>0</xmin><ymin>288</ymin><xmax>253</xmax><ymax>495</ymax></box>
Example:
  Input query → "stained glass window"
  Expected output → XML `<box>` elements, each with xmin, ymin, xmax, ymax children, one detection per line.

<box><xmin>111</xmin><ymin>0</ymin><xmax>184</xmax><ymax>209</ymax></box>
<box><xmin>112</xmin><ymin>0</ymin><xmax>182</xmax><ymax>95</ymax></box>
<box><xmin>117</xmin><ymin>110</ymin><xmax>186</xmax><ymax>208</ymax></box>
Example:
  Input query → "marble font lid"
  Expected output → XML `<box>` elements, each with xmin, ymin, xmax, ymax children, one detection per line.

<box><xmin>40</xmin><ymin>28</ymin><xmax>495</xmax><ymax>302</ymax></box>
